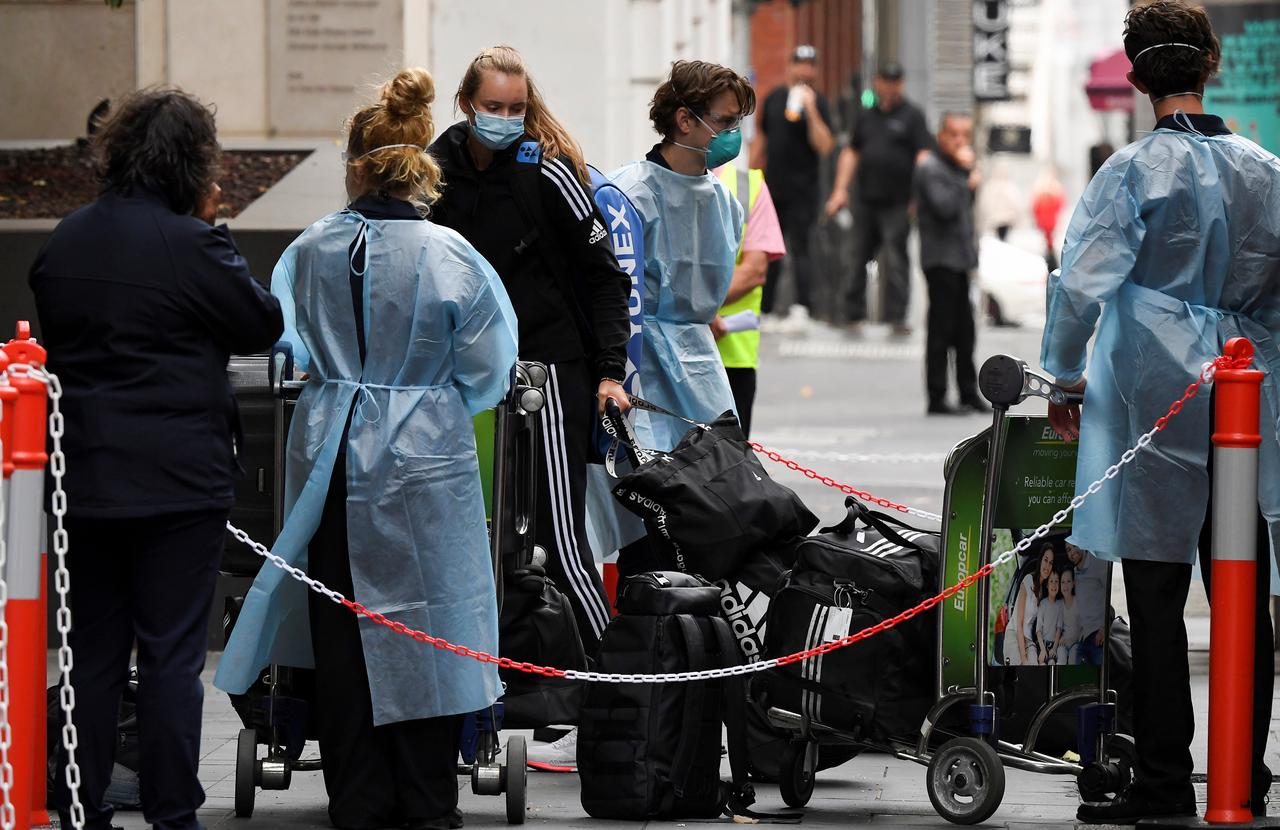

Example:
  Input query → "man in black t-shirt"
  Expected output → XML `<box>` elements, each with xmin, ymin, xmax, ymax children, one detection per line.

<box><xmin>827</xmin><ymin>64</ymin><xmax>932</xmax><ymax>334</ymax></box>
<box><xmin>753</xmin><ymin>44</ymin><xmax>835</xmax><ymax>322</ymax></box>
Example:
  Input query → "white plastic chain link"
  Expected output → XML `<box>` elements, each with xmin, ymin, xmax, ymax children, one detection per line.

<box><xmin>0</xmin><ymin>371</ymin><xmax>15</xmax><ymax>830</ymax></box>
<box><xmin>11</xmin><ymin>366</ymin><xmax>85</xmax><ymax>830</ymax></box>
<box><xmin>227</xmin><ymin>362</ymin><xmax>1221</xmax><ymax>685</ymax></box>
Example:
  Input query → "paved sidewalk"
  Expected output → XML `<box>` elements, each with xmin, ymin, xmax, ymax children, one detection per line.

<box><xmin>45</xmin><ymin>652</ymin><xmax>1279</xmax><ymax>830</ymax></box>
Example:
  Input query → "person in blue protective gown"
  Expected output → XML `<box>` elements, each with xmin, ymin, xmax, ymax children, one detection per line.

<box><xmin>215</xmin><ymin>68</ymin><xmax>518</xmax><ymax>830</ymax></box>
<box><xmin>1040</xmin><ymin>2</ymin><xmax>1280</xmax><ymax>822</ymax></box>
<box><xmin>607</xmin><ymin>60</ymin><xmax>756</xmax><ymax>576</ymax></box>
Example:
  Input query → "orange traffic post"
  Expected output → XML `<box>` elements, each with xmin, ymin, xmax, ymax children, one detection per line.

<box><xmin>1205</xmin><ymin>337</ymin><xmax>1265</xmax><ymax>824</ymax></box>
<box><xmin>3</xmin><ymin>323</ymin><xmax>51</xmax><ymax>830</ymax></box>
<box><xmin>0</xmin><ymin>347</ymin><xmax>18</xmax><ymax>829</ymax></box>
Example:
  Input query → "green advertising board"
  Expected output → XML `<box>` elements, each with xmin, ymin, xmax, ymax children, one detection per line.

<box><xmin>1205</xmin><ymin>3</ymin><xmax>1280</xmax><ymax>154</ymax></box>
<box><xmin>474</xmin><ymin>409</ymin><xmax>496</xmax><ymax>519</ymax></box>
<box><xmin>938</xmin><ymin>416</ymin><xmax>1099</xmax><ymax>694</ymax></box>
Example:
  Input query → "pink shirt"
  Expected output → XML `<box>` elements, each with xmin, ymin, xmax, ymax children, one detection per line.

<box><xmin>742</xmin><ymin>180</ymin><xmax>787</xmax><ymax>261</ymax></box>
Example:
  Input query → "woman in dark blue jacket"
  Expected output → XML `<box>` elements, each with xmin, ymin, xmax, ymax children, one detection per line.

<box><xmin>29</xmin><ymin>88</ymin><xmax>282</xmax><ymax>830</ymax></box>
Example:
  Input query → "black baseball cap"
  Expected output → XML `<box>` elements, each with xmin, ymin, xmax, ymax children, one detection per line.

<box><xmin>792</xmin><ymin>44</ymin><xmax>818</xmax><ymax>63</ymax></box>
<box><xmin>878</xmin><ymin>62</ymin><xmax>905</xmax><ymax>81</ymax></box>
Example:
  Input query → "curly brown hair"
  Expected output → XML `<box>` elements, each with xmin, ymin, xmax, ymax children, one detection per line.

<box><xmin>93</xmin><ymin>87</ymin><xmax>219</xmax><ymax>215</ymax></box>
<box><xmin>1123</xmin><ymin>1</ymin><xmax>1221</xmax><ymax>98</ymax></box>
<box><xmin>346</xmin><ymin>67</ymin><xmax>444</xmax><ymax>210</ymax></box>
<box><xmin>649</xmin><ymin>60</ymin><xmax>756</xmax><ymax>138</ymax></box>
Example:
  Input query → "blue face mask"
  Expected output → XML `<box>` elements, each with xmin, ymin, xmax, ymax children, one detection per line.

<box><xmin>470</xmin><ymin>107</ymin><xmax>525</xmax><ymax>151</ymax></box>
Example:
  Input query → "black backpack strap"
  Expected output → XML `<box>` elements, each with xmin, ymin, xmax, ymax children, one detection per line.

<box><xmin>600</xmin><ymin>398</ymin><xmax>660</xmax><ymax>472</ymax></box>
<box><xmin>821</xmin><ymin>497</ymin><xmax>931</xmax><ymax>552</ymax></box>
<box><xmin>670</xmin><ymin>615</ymin><xmax>709</xmax><ymax>799</ymax></box>
<box><xmin>709</xmin><ymin>617</ymin><xmax>803</xmax><ymax>823</ymax></box>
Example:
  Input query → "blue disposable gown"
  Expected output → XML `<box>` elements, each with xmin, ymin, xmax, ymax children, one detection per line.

<box><xmin>1041</xmin><ymin>129</ymin><xmax>1280</xmax><ymax>567</ymax></box>
<box><xmin>215</xmin><ymin>210</ymin><xmax>519</xmax><ymax>725</ymax></box>
<box><xmin>609</xmin><ymin>160</ymin><xmax>744</xmax><ymax>451</ymax></box>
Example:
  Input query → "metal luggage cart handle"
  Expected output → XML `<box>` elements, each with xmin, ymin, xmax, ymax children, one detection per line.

<box><xmin>978</xmin><ymin>354</ymin><xmax>1083</xmax><ymax>409</ymax></box>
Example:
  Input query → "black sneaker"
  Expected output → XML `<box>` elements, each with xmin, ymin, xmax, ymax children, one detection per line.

<box><xmin>959</xmin><ymin>397</ymin><xmax>991</xmax><ymax>414</ymax></box>
<box><xmin>928</xmin><ymin>401</ymin><xmax>960</xmax><ymax>415</ymax></box>
<box><xmin>404</xmin><ymin>810</ymin><xmax>463</xmax><ymax>830</ymax></box>
<box><xmin>1077</xmin><ymin>789</ymin><xmax>1196</xmax><ymax>825</ymax></box>
<box><xmin>1254</xmin><ymin>769</ymin><xmax>1273</xmax><ymax>817</ymax></box>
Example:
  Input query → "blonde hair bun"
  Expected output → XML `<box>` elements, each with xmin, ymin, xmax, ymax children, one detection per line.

<box><xmin>346</xmin><ymin>67</ymin><xmax>443</xmax><ymax>209</ymax></box>
<box><xmin>381</xmin><ymin>67</ymin><xmax>435</xmax><ymax>120</ymax></box>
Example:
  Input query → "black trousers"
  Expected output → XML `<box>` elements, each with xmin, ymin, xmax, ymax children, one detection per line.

<box><xmin>1121</xmin><ymin>494</ymin><xmax>1272</xmax><ymax>804</ymax></box>
<box><xmin>308</xmin><ymin>470</ymin><xmax>461</xmax><ymax>829</ymax></box>
<box><xmin>725</xmin><ymin>367</ymin><xmax>757</xmax><ymax>439</ymax></box>
<box><xmin>846</xmin><ymin>199</ymin><xmax>911</xmax><ymax>324</ymax></box>
<box><xmin>762</xmin><ymin>198</ymin><xmax>817</xmax><ymax>314</ymax></box>
<box><xmin>535</xmin><ymin>360</ymin><xmax>612</xmax><ymax>658</ymax></box>
<box><xmin>56</xmin><ymin>508</ymin><xmax>226</xmax><ymax>830</ymax></box>
<box><xmin>923</xmin><ymin>267</ymin><xmax>978</xmax><ymax>406</ymax></box>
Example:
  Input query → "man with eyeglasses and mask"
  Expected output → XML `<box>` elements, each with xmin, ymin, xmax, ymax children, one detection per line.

<box><xmin>609</xmin><ymin>60</ymin><xmax>757</xmax><ymax>576</ymax></box>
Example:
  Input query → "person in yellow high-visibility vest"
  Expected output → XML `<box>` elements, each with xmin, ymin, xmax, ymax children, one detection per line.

<box><xmin>711</xmin><ymin>162</ymin><xmax>786</xmax><ymax>437</ymax></box>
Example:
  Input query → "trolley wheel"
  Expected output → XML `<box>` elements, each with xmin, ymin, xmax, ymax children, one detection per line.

<box><xmin>779</xmin><ymin>741</ymin><xmax>816</xmax><ymax>808</ymax></box>
<box><xmin>926</xmin><ymin>737</ymin><xmax>1005</xmax><ymax>825</ymax></box>
<box><xmin>505</xmin><ymin>735</ymin><xmax>527</xmax><ymax>825</ymax></box>
<box><xmin>235</xmin><ymin>728</ymin><xmax>258</xmax><ymax>818</ymax></box>
<box><xmin>1077</xmin><ymin>733</ymin><xmax>1137</xmax><ymax>802</ymax></box>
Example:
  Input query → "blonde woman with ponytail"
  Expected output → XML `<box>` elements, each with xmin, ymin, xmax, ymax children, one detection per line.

<box><xmin>430</xmin><ymin>46</ymin><xmax>631</xmax><ymax>771</ymax></box>
<box><xmin>217</xmin><ymin>67</ymin><xmax>518</xmax><ymax>829</ymax></box>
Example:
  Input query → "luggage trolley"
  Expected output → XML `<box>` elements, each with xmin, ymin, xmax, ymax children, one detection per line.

<box><xmin>763</xmin><ymin>355</ymin><xmax>1133</xmax><ymax>824</ymax></box>
<box><xmin>225</xmin><ymin>346</ymin><xmax>545</xmax><ymax>824</ymax></box>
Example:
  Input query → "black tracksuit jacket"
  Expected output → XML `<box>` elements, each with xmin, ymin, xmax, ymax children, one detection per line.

<box><xmin>429</xmin><ymin>122</ymin><xmax>629</xmax><ymax>382</ymax></box>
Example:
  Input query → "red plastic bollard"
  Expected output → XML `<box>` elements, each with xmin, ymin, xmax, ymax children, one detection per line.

<box><xmin>3</xmin><ymin>323</ymin><xmax>50</xmax><ymax>830</ymax></box>
<box><xmin>1206</xmin><ymin>337</ymin><xmax>1265</xmax><ymax>824</ymax></box>
<box><xmin>602</xmin><ymin>562</ymin><xmax>620</xmax><ymax>617</ymax></box>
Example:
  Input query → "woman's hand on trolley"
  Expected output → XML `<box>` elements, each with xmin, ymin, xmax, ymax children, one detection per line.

<box><xmin>597</xmin><ymin>378</ymin><xmax>630</xmax><ymax>415</ymax></box>
<box><xmin>1048</xmin><ymin>377</ymin><xmax>1086</xmax><ymax>443</ymax></box>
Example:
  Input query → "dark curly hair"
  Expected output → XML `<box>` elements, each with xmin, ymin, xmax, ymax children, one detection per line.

<box><xmin>1123</xmin><ymin>1</ymin><xmax>1221</xmax><ymax>99</ymax></box>
<box><xmin>93</xmin><ymin>87</ymin><xmax>219</xmax><ymax>215</ymax></box>
<box><xmin>649</xmin><ymin>60</ymin><xmax>756</xmax><ymax>138</ymax></box>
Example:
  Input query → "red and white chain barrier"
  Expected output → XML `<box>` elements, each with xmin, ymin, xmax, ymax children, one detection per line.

<box><xmin>228</xmin><ymin>354</ymin><xmax>1246</xmax><ymax>685</ymax></box>
<box><xmin>747</xmin><ymin>442</ymin><xmax>944</xmax><ymax>523</ymax></box>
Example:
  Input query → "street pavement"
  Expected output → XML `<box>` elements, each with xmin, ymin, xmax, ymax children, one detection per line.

<box><xmin>57</xmin><ymin>314</ymin><xmax>1259</xmax><ymax>829</ymax></box>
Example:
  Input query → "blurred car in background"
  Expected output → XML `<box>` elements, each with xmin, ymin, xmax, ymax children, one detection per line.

<box><xmin>976</xmin><ymin>234</ymin><xmax>1049</xmax><ymax>328</ymax></box>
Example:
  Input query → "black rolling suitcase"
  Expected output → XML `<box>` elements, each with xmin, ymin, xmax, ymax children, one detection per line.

<box><xmin>763</xmin><ymin>497</ymin><xmax>940</xmax><ymax>742</ymax></box>
<box><xmin>490</xmin><ymin>363</ymin><xmax>587</xmax><ymax>727</ymax></box>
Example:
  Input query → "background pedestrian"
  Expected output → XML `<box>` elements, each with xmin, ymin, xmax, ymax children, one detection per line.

<box><xmin>752</xmin><ymin>44</ymin><xmax>834</xmax><ymax>329</ymax></box>
<box><xmin>913</xmin><ymin>112</ymin><xmax>985</xmax><ymax>415</ymax></box>
<box><xmin>827</xmin><ymin>63</ymin><xmax>932</xmax><ymax>335</ymax></box>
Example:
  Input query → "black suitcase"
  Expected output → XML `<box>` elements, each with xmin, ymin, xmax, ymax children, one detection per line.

<box><xmin>578</xmin><ymin>572</ymin><xmax>753</xmax><ymax>821</ymax></box>
<box><xmin>224</xmin><ymin>354</ymin><xmax>279</xmax><ymax>577</ymax></box>
<box><xmin>763</xmin><ymin>497</ymin><xmax>940</xmax><ymax>742</ymax></box>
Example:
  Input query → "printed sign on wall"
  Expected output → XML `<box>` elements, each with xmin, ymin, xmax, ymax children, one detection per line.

<box><xmin>974</xmin><ymin>0</ymin><xmax>1011</xmax><ymax>101</ymax></box>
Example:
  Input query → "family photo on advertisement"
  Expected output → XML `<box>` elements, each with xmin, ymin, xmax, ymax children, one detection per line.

<box><xmin>993</xmin><ymin>536</ymin><xmax>1108</xmax><ymax>667</ymax></box>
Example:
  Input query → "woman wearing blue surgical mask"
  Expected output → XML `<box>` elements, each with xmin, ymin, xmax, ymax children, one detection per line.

<box><xmin>429</xmin><ymin>45</ymin><xmax>632</xmax><ymax>772</ymax></box>
<box><xmin>216</xmin><ymin>67</ymin><xmax>519</xmax><ymax>829</ymax></box>
<box><xmin>607</xmin><ymin>60</ymin><xmax>756</xmax><ymax>577</ymax></box>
